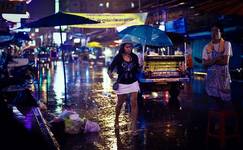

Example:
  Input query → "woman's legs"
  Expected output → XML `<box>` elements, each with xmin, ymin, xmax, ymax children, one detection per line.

<box><xmin>115</xmin><ymin>94</ymin><xmax>127</xmax><ymax>128</ymax></box>
<box><xmin>130</xmin><ymin>92</ymin><xmax>138</xmax><ymax>132</ymax></box>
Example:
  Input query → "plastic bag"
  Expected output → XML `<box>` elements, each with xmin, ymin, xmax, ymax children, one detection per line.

<box><xmin>64</xmin><ymin>114</ymin><xmax>84</xmax><ymax>134</ymax></box>
<box><xmin>84</xmin><ymin>120</ymin><xmax>100</xmax><ymax>133</ymax></box>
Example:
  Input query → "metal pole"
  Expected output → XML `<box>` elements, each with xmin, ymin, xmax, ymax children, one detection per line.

<box><xmin>138</xmin><ymin>0</ymin><xmax>141</xmax><ymax>12</ymax></box>
<box><xmin>37</xmin><ymin>62</ymin><xmax>41</xmax><ymax>100</ymax></box>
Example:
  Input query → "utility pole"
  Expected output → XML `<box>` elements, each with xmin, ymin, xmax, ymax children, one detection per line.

<box><xmin>138</xmin><ymin>0</ymin><xmax>141</xmax><ymax>12</ymax></box>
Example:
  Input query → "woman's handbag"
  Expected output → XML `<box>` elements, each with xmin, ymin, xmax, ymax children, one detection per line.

<box><xmin>112</xmin><ymin>72</ymin><xmax>125</xmax><ymax>90</ymax></box>
<box><xmin>112</xmin><ymin>81</ymin><xmax>119</xmax><ymax>90</ymax></box>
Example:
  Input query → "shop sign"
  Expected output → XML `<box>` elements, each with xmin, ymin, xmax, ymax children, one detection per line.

<box><xmin>66</xmin><ymin>12</ymin><xmax>148</xmax><ymax>28</ymax></box>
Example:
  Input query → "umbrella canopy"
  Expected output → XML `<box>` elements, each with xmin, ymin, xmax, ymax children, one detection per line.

<box><xmin>20</xmin><ymin>11</ymin><xmax>99</xmax><ymax>104</ymax></box>
<box><xmin>118</xmin><ymin>25</ymin><xmax>173</xmax><ymax>47</ymax></box>
<box><xmin>21</xmin><ymin>12</ymin><xmax>99</xmax><ymax>28</ymax></box>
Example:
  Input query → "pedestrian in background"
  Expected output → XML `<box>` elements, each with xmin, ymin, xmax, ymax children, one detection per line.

<box><xmin>107</xmin><ymin>38</ymin><xmax>140</xmax><ymax>135</ymax></box>
<box><xmin>202</xmin><ymin>23</ymin><xmax>233</xmax><ymax>107</ymax></box>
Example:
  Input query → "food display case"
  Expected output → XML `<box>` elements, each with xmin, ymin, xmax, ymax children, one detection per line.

<box><xmin>143</xmin><ymin>55</ymin><xmax>185</xmax><ymax>79</ymax></box>
<box><xmin>139</xmin><ymin>53</ymin><xmax>189</xmax><ymax>101</ymax></box>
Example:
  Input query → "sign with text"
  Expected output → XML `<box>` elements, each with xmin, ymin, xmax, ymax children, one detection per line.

<box><xmin>67</xmin><ymin>12</ymin><xmax>148</xmax><ymax>28</ymax></box>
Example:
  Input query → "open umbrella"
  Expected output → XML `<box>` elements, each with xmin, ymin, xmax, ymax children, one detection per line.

<box><xmin>118</xmin><ymin>25</ymin><xmax>173</xmax><ymax>47</ymax></box>
<box><xmin>21</xmin><ymin>12</ymin><xmax>98</xmax><ymax>28</ymax></box>
<box><xmin>118</xmin><ymin>25</ymin><xmax>173</xmax><ymax>65</ymax></box>
<box><xmin>20</xmin><ymin>11</ymin><xmax>99</xmax><ymax>104</ymax></box>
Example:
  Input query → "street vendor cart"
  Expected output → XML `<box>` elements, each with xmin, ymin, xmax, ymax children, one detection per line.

<box><xmin>138</xmin><ymin>47</ymin><xmax>189</xmax><ymax>105</ymax></box>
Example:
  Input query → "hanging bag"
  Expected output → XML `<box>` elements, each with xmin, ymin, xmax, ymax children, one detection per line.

<box><xmin>112</xmin><ymin>72</ymin><xmax>125</xmax><ymax>90</ymax></box>
<box><xmin>112</xmin><ymin>81</ymin><xmax>119</xmax><ymax>90</ymax></box>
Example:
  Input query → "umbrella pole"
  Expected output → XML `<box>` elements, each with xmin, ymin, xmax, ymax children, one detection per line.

<box><xmin>59</xmin><ymin>26</ymin><xmax>68</xmax><ymax>104</ymax></box>
<box><xmin>142</xmin><ymin>44</ymin><xmax>145</xmax><ymax>70</ymax></box>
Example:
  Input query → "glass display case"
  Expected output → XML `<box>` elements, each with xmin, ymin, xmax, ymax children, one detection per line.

<box><xmin>143</xmin><ymin>55</ymin><xmax>185</xmax><ymax>79</ymax></box>
<box><xmin>138</xmin><ymin>47</ymin><xmax>189</xmax><ymax>102</ymax></box>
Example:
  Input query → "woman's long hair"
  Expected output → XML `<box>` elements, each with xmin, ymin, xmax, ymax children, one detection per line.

<box><xmin>118</xmin><ymin>43</ymin><xmax>126</xmax><ymax>55</ymax></box>
<box><xmin>118</xmin><ymin>43</ymin><xmax>134</xmax><ymax>55</ymax></box>
<box><xmin>211</xmin><ymin>22</ymin><xmax>224</xmax><ymax>38</ymax></box>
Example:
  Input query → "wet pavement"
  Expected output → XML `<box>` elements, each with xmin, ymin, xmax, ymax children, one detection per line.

<box><xmin>33</xmin><ymin>61</ymin><xmax>243</xmax><ymax>150</ymax></box>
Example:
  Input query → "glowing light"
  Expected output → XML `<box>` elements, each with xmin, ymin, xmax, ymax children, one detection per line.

<box><xmin>159</xmin><ymin>22</ymin><xmax>165</xmax><ymax>31</ymax></box>
<box><xmin>9</xmin><ymin>0</ymin><xmax>32</xmax><ymax>4</ymax></box>
<box><xmin>73</xmin><ymin>38</ymin><xmax>80</xmax><ymax>43</ymax></box>
<box><xmin>102</xmin><ymin>68</ymin><xmax>112</xmax><ymax>92</ymax></box>
<box><xmin>106</xmin><ymin>2</ymin><xmax>109</xmax><ymax>8</ymax></box>
<box><xmin>193</xmin><ymin>72</ymin><xmax>207</xmax><ymax>75</ymax></box>
<box><xmin>179</xmin><ymin>2</ymin><xmax>185</xmax><ymax>5</ymax></box>
<box><xmin>103</xmin><ymin>48</ymin><xmax>112</xmax><ymax>57</ymax></box>
<box><xmin>2</xmin><ymin>12</ymin><xmax>29</xmax><ymax>23</ymax></box>
<box><xmin>53</xmin><ymin>61</ymin><xmax>64</xmax><ymax>105</ymax></box>
<box><xmin>55</xmin><ymin>0</ymin><xmax>59</xmax><ymax>13</ymax></box>
<box><xmin>53</xmin><ymin>32</ymin><xmax>66</xmax><ymax>46</ymax></box>
<box><xmin>131</xmin><ymin>2</ymin><xmax>135</xmax><ymax>8</ymax></box>
<box><xmin>190</xmin><ymin>6</ymin><xmax>195</xmax><ymax>9</ymax></box>
<box><xmin>68</xmin><ymin>12</ymin><xmax>148</xmax><ymax>28</ymax></box>
<box><xmin>151</xmin><ymin>92</ymin><xmax>158</xmax><ymax>98</ymax></box>
<box><xmin>99</xmin><ymin>3</ymin><xmax>103</xmax><ymax>7</ymax></box>
<box><xmin>85</xmin><ymin>67</ymin><xmax>90</xmax><ymax>83</ymax></box>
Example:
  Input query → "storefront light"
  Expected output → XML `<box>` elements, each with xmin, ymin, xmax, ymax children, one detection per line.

<box><xmin>131</xmin><ymin>2</ymin><xmax>135</xmax><ymax>8</ymax></box>
<box><xmin>2</xmin><ymin>12</ymin><xmax>29</xmax><ymax>23</ymax></box>
<box><xmin>151</xmin><ymin>92</ymin><xmax>158</xmax><ymax>98</ymax></box>
<box><xmin>106</xmin><ymin>2</ymin><xmax>109</xmax><ymax>8</ymax></box>
<box><xmin>74</xmin><ymin>38</ymin><xmax>80</xmax><ymax>43</ymax></box>
<box><xmin>8</xmin><ymin>0</ymin><xmax>32</xmax><ymax>4</ymax></box>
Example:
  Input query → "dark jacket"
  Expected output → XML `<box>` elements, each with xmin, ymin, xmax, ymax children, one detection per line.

<box><xmin>108</xmin><ymin>53</ymin><xmax>139</xmax><ymax>84</ymax></box>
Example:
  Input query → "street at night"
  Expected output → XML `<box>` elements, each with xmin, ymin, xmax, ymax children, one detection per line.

<box><xmin>1</xmin><ymin>0</ymin><xmax>243</xmax><ymax>150</ymax></box>
<box><xmin>30</xmin><ymin>61</ymin><xmax>242</xmax><ymax>150</ymax></box>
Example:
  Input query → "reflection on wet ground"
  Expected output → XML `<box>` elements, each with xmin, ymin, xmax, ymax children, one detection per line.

<box><xmin>34</xmin><ymin>61</ymin><xmax>243</xmax><ymax>150</ymax></box>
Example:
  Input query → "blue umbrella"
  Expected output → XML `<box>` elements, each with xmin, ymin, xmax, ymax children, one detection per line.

<box><xmin>118</xmin><ymin>25</ymin><xmax>173</xmax><ymax>47</ymax></box>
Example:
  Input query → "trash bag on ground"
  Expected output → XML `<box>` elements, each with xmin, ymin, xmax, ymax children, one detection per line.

<box><xmin>64</xmin><ymin>113</ymin><xmax>85</xmax><ymax>134</ymax></box>
<box><xmin>49</xmin><ymin>109</ymin><xmax>100</xmax><ymax>135</ymax></box>
<box><xmin>84</xmin><ymin>120</ymin><xmax>101</xmax><ymax>133</ymax></box>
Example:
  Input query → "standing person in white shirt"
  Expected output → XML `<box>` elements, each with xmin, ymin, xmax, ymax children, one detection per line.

<box><xmin>202</xmin><ymin>23</ymin><xmax>233</xmax><ymax>105</ymax></box>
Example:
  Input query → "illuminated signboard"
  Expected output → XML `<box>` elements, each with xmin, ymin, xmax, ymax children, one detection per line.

<box><xmin>67</xmin><ymin>12</ymin><xmax>148</xmax><ymax>28</ymax></box>
<box><xmin>165</xmin><ymin>17</ymin><xmax>186</xmax><ymax>34</ymax></box>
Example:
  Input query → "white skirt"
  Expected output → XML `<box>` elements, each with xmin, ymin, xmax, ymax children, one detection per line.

<box><xmin>116</xmin><ymin>81</ymin><xmax>140</xmax><ymax>95</ymax></box>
